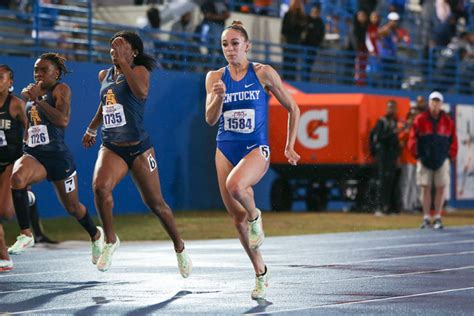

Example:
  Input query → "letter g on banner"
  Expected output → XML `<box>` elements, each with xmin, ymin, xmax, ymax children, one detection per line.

<box><xmin>297</xmin><ymin>109</ymin><xmax>328</xmax><ymax>149</ymax></box>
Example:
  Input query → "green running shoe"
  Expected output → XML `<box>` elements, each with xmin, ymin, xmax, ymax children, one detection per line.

<box><xmin>0</xmin><ymin>259</ymin><xmax>13</xmax><ymax>272</ymax></box>
<box><xmin>176</xmin><ymin>247</ymin><xmax>192</xmax><ymax>278</ymax></box>
<box><xmin>8</xmin><ymin>234</ymin><xmax>35</xmax><ymax>254</ymax></box>
<box><xmin>97</xmin><ymin>235</ymin><xmax>120</xmax><ymax>272</ymax></box>
<box><xmin>91</xmin><ymin>226</ymin><xmax>105</xmax><ymax>265</ymax></box>
<box><xmin>251</xmin><ymin>268</ymin><xmax>269</xmax><ymax>300</ymax></box>
<box><xmin>248</xmin><ymin>209</ymin><xmax>264</xmax><ymax>249</ymax></box>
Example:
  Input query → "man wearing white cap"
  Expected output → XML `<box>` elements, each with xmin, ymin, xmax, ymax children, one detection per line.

<box><xmin>408</xmin><ymin>91</ymin><xmax>458</xmax><ymax>229</ymax></box>
<box><xmin>378</xmin><ymin>11</ymin><xmax>403</xmax><ymax>88</ymax></box>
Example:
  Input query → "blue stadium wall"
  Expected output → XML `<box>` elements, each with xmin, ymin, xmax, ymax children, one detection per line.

<box><xmin>3</xmin><ymin>56</ymin><xmax>473</xmax><ymax>217</ymax></box>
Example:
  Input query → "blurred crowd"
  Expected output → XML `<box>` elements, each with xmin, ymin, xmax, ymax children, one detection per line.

<box><xmin>0</xmin><ymin>0</ymin><xmax>473</xmax><ymax>93</ymax></box>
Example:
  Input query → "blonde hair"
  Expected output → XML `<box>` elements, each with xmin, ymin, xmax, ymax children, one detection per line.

<box><xmin>289</xmin><ymin>0</ymin><xmax>305</xmax><ymax>16</ymax></box>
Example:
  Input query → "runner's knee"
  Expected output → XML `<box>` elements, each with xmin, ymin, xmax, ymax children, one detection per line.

<box><xmin>10</xmin><ymin>172</ymin><xmax>27</xmax><ymax>189</ymax></box>
<box><xmin>93</xmin><ymin>180</ymin><xmax>113</xmax><ymax>200</ymax></box>
<box><xmin>226</xmin><ymin>179</ymin><xmax>245</xmax><ymax>201</ymax></box>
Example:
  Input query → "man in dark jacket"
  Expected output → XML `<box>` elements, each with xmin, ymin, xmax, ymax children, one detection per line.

<box><xmin>374</xmin><ymin>100</ymin><xmax>401</xmax><ymax>215</ymax></box>
<box><xmin>409</xmin><ymin>91</ymin><xmax>458</xmax><ymax>229</ymax></box>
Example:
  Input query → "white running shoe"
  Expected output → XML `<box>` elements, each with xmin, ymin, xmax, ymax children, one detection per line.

<box><xmin>97</xmin><ymin>235</ymin><xmax>120</xmax><ymax>272</ymax></box>
<box><xmin>176</xmin><ymin>248</ymin><xmax>192</xmax><ymax>278</ymax></box>
<box><xmin>248</xmin><ymin>209</ymin><xmax>264</xmax><ymax>249</ymax></box>
<box><xmin>0</xmin><ymin>259</ymin><xmax>13</xmax><ymax>272</ymax></box>
<box><xmin>251</xmin><ymin>268</ymin><xmax>269</xmax><ymax>300</ymax></box>
<box><xmin>91</xmin><ymin>226</ymin><xmax>105</xmax><ymax>265</ymax></box>
<box><xmin>8</xmin><ymin>234</ymin><xmax>35</xmax><ymax>254</ymax></box>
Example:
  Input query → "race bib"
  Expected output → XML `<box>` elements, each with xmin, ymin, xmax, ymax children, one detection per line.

<box><xmin>27</xmin><ymin>125</ymin><xmax>50</xmax><ymax>147</ymax></box>
<box><xmin>0</xmin><ymin>130</ymin><xmax>6</xmax><ymax>147</ymax></box>
<box><xmin>102</xmin><ymin>104</ymin><xmax>127</xmax><ymax>129</ymax></box>
<box><xmin>223</xmin><ymin>109</ymin><xmax>255</xmax><ymax>133</ymax></box>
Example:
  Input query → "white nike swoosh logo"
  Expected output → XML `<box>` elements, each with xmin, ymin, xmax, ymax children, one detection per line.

<box><xmin>246</xmin><ymin>144</ymin><xmax>257</xmax><ymax>150</ymax></box>
<box><xmin>244</xmin><ymin>83</ymin><xmax>255</xmax><ymax>88</ymax></box>
<box><xmin>0</xmin><ymin>112</ymin><xmax>5</xmax><ymax>115</ymax></box>
<box><xmin>116</xmin><ymin>80</ymin><xmax>125</xmax><ymax>84</ymax></box>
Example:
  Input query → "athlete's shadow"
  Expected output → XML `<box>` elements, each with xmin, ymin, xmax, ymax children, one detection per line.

<box><xmin>0</xmin><ymin>281</ymin><xmax>106</xmax><ymax>313</ymax></box>
<box><xmin>74</xmin><ymin>296</ymin><xmax>112</xmax><ymax>316</ymax></box>
<box><xmin>243</xmin><ymin>298</ymin><xmax>273</xmax><ymax>314</ymax></box>
<box><xmin>126</xmin><ymin>290</ymin><xmax>192</xmax><ymax>316</ymax></box>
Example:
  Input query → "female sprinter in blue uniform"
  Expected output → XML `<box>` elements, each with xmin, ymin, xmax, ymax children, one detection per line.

<box><xmin>8</xmin><ymin>54</ymin><xmax>102</xmax><ymax>263</ymax></box>
<box><xmin>0</xmin><ymin>64</ymin><xmax>27</xmax><ymax>272</ymax></box>
<box><xmin>205</xmin><ymin>21</ymin><xmax>300</xmax><ymax>299</ymax></box>
<box><xmin>82</xmin><ymin>31</ymin><xmax>191</xmax><ymax>276</ymax></box>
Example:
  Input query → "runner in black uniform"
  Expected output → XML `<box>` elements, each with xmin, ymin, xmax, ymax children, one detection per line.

<box><xmin>0</xmin><ymin>64</ymin><xmax>27</xmax><ymax>271</ymax></box>
<box><xmin>7</xmin><ymin>54</ymin><xmax>104</xmax><ymax>266</ymax></box>
<box><xmin>82</xmin><ymin>31</ymin><xmax>191</xmax><ymax>275</ymax></box>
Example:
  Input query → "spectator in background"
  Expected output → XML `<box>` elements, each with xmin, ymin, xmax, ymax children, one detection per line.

<box><xmin>374</xmin><ymin>100</ymin><xmax>401</xmax><ymax>216</ymax></box>
<box><xmin>409</xmin><ymin>91</ymin><xmax>458</xmax><ymax>229</ymax></box>
<box><xmin>358</xmin><ymin>0</ymin><xmax>378</xmax><ymax>15</ymax></box>
<box><xmin>398</xmin><ymin>104</ymin><xmax>421</xmax><ymax>212</ymax></box>
<box><xmin>390</xmin><ymin>0</ymin><xmax>406</xmax><ymax>18</ymax></box>
<box><xmin>422</xmin><ymin>0</ymin><xmax>456</xmax><ymax>49</ymax></box>
<box><xmin>366</xmin><ymin>11</ymin><xmax>381</xmax><ymax>86</ymax></box>
<box><xmin>351</xmin><ymin>10</ymin><xmax>368</xmax><ymax>85</ymax></box>
<box><xmin>169</xmin><ymin>11</ymin><xmax>198</xmax><ymax>70</ymax></box>
<box><xmin>200</xmin><ymin>0</ymin><xmax>230</xmax><ymax>58</ymax></box>
<box><xmin>281</xmin><ymin>0</ymin><xmax>306</xmax><ymax>81</ymax></box>
<box><xmin>301</xmin><ymin>4</ymin><xmax>325</xmax><ymax>82</ymax></box>
<box><xmin>458</xmin><ymin>28</ymin><xmax>474</xmax><ymax>94</ymax></box>
<box><xmin>254</xmin><ymin>0</ymin><xmax>273</xmax><ymax>15</ymax></box>
<box><xmin>448</xmin><ymin>0</ymin><xmax>468</xmax><ymax>24</ymax></box>
<box><xmin>378</xmin><ymin>12</ymin><xmax>403</xmax><ymax>88</ymax></box>
<box><xmin>415</xmin><ymin>95</ymin><xmax>427</xmax><ymax>111</ymax></box>
<box><xmin>146</xmin><ymin>5</ymin><xmax>163</xmax><ymax>64</ymax></box>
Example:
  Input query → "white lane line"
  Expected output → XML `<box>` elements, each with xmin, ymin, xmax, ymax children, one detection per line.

<box><xmin>267</xmin><ymin>227</ymin><xmax>474</xmax><ymax>245</ymax></box>
<box><xmin>246</xmin><ymin>286</ymin><xmax>474</xmax><ymax>315</ymax></box>
<box><xmin>296</xmin><ymin>250</ymin><xmax>474</xmax><ymax>267</ymax></box>
<box><xmin>309</xmin><ymin>239</ymin><xmax>474</xmax><ymax>255</ymax></box>
<box><xmin>4</xmin><ymin>251</ymin><xmax>474</xmax><ymax>279</ymax></box>
<box><xmin>12</xmin><ymin>237</ymin><xmax>474</xmax><ymax>266</ymax></box>
<box><xmin>319</xmin><ymin>265</ymin><xmax>474</xmax><ymax>283</ymax></box>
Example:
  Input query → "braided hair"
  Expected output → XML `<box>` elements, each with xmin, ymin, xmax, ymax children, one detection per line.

<box><xmin>38</xmin><ymin>53</ymin><xmax>70</xmax><ymax>80</ymax></box>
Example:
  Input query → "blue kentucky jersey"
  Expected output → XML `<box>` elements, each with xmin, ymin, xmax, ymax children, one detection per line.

<box><xmin>217</xmin><ymin>63</ymin><xmax>269</xmax><ymax>142</ymax></box>
<box><xmin>100</xmin><ymin>67</ymin><xmax>148</xmax><ymax>143</ymax></box>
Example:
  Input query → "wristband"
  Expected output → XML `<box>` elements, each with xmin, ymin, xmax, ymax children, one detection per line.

<box><xmin>85</xmin><ymin>127</ymin><xmax>97</xmax><ymax>137</ymax></box>
<box><xmin>36</xmin><ymin>95</ymin><xmax>46</xmax><ymax>102</ymax></box>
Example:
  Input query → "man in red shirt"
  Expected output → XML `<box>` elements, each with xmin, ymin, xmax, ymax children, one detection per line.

<box><xmin>409</xmin><ymin>91</ymin><xmax>458</xmax><ymax>229</ymax></box>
